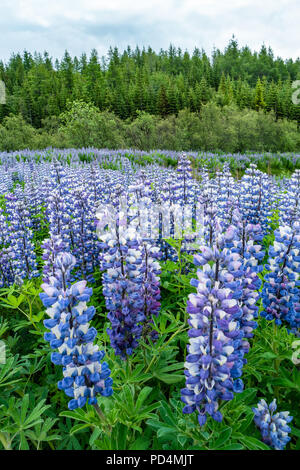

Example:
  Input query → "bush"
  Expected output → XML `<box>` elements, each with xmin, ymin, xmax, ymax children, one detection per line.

<box><xmin>0</xmin><ymin>101</ymin><xmax>300</xmax><ymax>152</ymax></box>
<box><xmin>58</xmin><ymin>100</ymin><xmax>126</xmax><ymax>149</ymax></box>
<box><xmin>0</xmin><ymin>114</ymin><xmax>38</xmax><ymax>151</ymax></box>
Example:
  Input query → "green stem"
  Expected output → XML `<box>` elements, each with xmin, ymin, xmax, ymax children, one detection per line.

<box><xmin>93</xmin><ymin>404</ymin><xmax>112</xmax><ymax>433</ymax></box>
<box><xmin>145</xmin><ymin>325</ymin><xmax>187</xmax><ymax>374</ymax></box>
<box><xmin>272</xmin><ymin>322</ymin><xmax>280</xmax><ymax>399</ymax></box>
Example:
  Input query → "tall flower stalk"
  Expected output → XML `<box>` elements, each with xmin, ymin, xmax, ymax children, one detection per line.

<box><xmin>182</xmin><ymin>219</ymin><xmax>262</xmax><ymax>426</ymax></box>
<box><xmin>262</xmin><ymin>222</ymin><xmax>300</xmax><ymax>333</ymax></box>
<box><xmin>40</xmin><ymin>252</ymin><xmax>113</xmax><ymax>410</ymax></box>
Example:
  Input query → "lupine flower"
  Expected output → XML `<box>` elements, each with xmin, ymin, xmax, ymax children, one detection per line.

<box><xmin>40</xmin><ymin>252</ymin><xmax>113</xmax><ymax>410</ymax></box>
<box><xmin>181</xmin><ymin>225</ymin><xmax>249</xmax><ymax>426</ymax></box>
<box><xmin>262</xmin><ymin>222</ymin><xmax>300</xmax><ymax>332</ymax></box>
<box><xmin>0</xmin><ymin>206</ymin><xmax>14</xmax><ymax>287</ymax></box>
<box><xmin>100</xmin><ymin>227</ymin><xmax>161</xmax><ymax>358</ymax></box>
<box><xmin>41</xmin><ymin>235</ymin><xmax>66</xmax><ymax>283</ymax></box>
<box><xmin>279</xmin><ymin>169</ymin><xmax>300</xmax><ymax>226</ymax></box>
<box><xmin>5</xmin><ymin>195</ymin><xmax>39</xmax><ymax>281</ymax></box>
<box><xmin>68</xmin><ymin>187</ymin><xmax>100</xmax><ymax>281</ymax></box>
<box><xmin>225</xmin><ymin>211</ymin><xmax>264</xmax><ymax>348</ymax></box>
<box><xmin>47</xmin><ymin>189</ymin><xmax>71</xmax><ymax>249</ymax></box>
<box><xmin>239</xmin><ymin>163</ymin><xmax>273</xmax><ymax>235</ymax></box>
<box><xmin>97</xmin><ymin>191</ymin><xmax>161</xmax><ymax>359</ymax></box>
<box><xmin>253</xmin><ymin>399</ymin><xmax>293</xmax><ymax>450</ymax></box>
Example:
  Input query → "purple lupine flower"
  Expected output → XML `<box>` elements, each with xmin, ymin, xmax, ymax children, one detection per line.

<box><xmin>5</xmin><ymin>195</ymin><xmax>39</xmax><ymax>281</ymax></box>
<box><xmin>97</xmin><ymin>194</ymin><xmax>162</xmax><ymax>358</ymax></box>
<box><xmin>239</xmin><ymin>163</ymin><xmax>273</xmax><ymax>236</ymax></box>
<box><xmin>0</xmin><ymin>206</ymin><xmax>15</xmax><ymax>287</ymax></box>
<box><xmin>69</xmin><ymin>186</ymin><xmax>101</xmax><ymax>282</ymax></box>
<box><xmin>279</xmin><ymin>169</ymin><xmax>300</xmax><ymax>226</ymax></box>
<box><xmin>182</xmin><ymin>227</ymin><xmax>247</xmax><ymax>426</ymax></box>
<box><xmin>41</xmin><ymin>234</ymin><xmax>66</xmax><ymax>283</ymax></box>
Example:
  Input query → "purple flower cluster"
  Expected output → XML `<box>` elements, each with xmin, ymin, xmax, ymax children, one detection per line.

<box><xmin>3</xmin><ymin>195</ymin><xmax>39</xmax><ymax>283</ymax></box>
<box><xmin>41</xmin><ymin>235</ymin><xmax>66</xmax><ymax>283</ymax></box>
<box><xmin>0</xmin><ymin>206</ymin><xmax>14</xmax><ymax>287</ymax></box>
<box><xmin>239</xmin><ymin>163</ymin><xmax>273</xmax><ymax>235</ymax></box>
<box><xmin>262</xmin><ymin>222</ymin><xmax>300</xmax><ymax>331</ymax></box>
<box><xmin>181</xmin><ymin>221</ymin><xmax>261</xmax><ymax>426</ymax></box>
<box><xmin>40</xmin><ymin>252</ymin><xmax>113</xmax><ymax>410</ymax></box>
<box><xmin>279</xmin><ymin>169</ymin><xmax>300</xmax><ymax>226</ymax></box>
<box><xmin>253</xmin><ymin>399</ymin><xmax>293</xmax><ymax>450</ymax></box>
<box><xmin>97</xmin><ymin>196</ymin><xmax>161</xmax><ymax>359</ymax></box>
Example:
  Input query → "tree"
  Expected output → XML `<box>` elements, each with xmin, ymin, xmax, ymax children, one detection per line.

<box><xmin>157</xmin><ymin>85</ymin><xmax>169</xmax><ymax>117</ymax></box>
<box><xmin>253</xmin><ymin>78</ymin><xmax>266</xmax><ymax>111</ymax></box>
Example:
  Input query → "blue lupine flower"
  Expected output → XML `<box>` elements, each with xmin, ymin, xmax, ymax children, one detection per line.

<box><xmin>239</xmin><ymin>163</ymin><xmax>273</xmax><ymax>236</ymax></box>
<box><xmin>253</xmin><ymin>399</ymin><xmax>293</xmax><ymax>450</ymax></box>
<box><xmin>40</xmin><ymin>252</ymin><xmax>113</xmax><ymax>410</ymax></box>
<box><xmin>97</xmin><ymin>189</ymin><xmax>162</xmax><ymax>359</ymax></box>
<box><xmin>279</xmin><ymin>169</ymin><xmax>299</xmax><ymax>226</ymax></box>
<box><xmin>182</xmin><ymin>223</ymin><xmax>249</xmax><ymax>426</ymax></box>
<box><xmin>4</xmin><ymin>195</ymin><xmax>39</xmax><ymax>282</ymax></box>
<box><xmin>262</xmin><ymin>222</ymin><xmax>300</xmax><ymax>332</ymax></box>
<box><xmin>182</xmin><ymin>213</ymin><xmax>263</xmax><ymax>426</ymax></box>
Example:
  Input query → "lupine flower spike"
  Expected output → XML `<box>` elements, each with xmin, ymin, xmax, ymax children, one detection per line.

<box><xmin>40</xmin><ymin>252</ymin><xmax>113</xmax><ymax>410</ymax></box>
<box><xmin>253</xmin><ymin>399</ymin><xmax>293</xmax><ymax>450</ymax></box>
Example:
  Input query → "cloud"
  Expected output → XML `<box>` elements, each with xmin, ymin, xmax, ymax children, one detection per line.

<box><xmin>0</xmin><ymin>0</ymin><xmax>299</xmax><ymax>62</ymax></box>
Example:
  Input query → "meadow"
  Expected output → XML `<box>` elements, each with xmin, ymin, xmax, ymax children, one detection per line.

<box><xmin>0</xmin><ymin>148</ymin><xmax>299</xmax><ymax>451</ymax></box>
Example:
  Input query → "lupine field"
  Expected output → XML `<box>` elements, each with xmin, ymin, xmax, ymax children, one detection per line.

<box><xmin>0</xmin><ymin>148</ymin><xmax>299</xmax><ymax>451</ymax></box>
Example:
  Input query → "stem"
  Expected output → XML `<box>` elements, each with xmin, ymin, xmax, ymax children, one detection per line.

<box><xmin>93</xmin><ymin>403</ymin><xmax>112</xmax><ymax>433</ymax></box>
<box><xmin>145</xmin><ymin>324</ymin><xmax>187</xmax><ymax>374</ymax></box>
<box><xmin>272</xmin><ymin>322</ymin><xmax>280</xmax><ymax>399</ymax></box>
<box><xmin>94</xmin><ymin>403</ymin><xmax>106</xmax><ymax>421</ymax></box>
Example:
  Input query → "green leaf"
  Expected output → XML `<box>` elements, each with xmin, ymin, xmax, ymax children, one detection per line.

<box><xmin>234</xmin><ymin>388</ymin><xmax>258</xmax><ymax>405</ymax></box>
<box><xmin>117</xmin><ymin>424</ymin><xmax>128</xmax><ymax>450</ymax></box>
<box><xmin>177</xmin><ymin>433</ymin><xmax>188</xmax><ymax>447</ymax></box>
<box><xmin>219</xmin><ymin>443</ymin><xmax>244</xmax><ymax>450</ymax></box>
<box><xmin>89</xmin><ymin>427</ymin><xmax>101</xmax><ymax>446</ymax></box>
<box><xmin>129</xmin><ymin>436</ymin><xmax>150</xmax><ymax>450</ymax></box>
<box><xmin>70</xmin><ymin>423</ymin><xmax>91</xmax><ymax>435</ymax></box>
<box><xmin>19</xmin><ymin>431</ymin><xmax>29</xmax><ymax>450</ymax></box>
<box><xmin>158</xmin><ymin>402</ymin><xmax>178</xmax><ymax>427</ymax></box>
<box><xmin>153</xmin><ymin>372</ymin><xmax>184</xmax><ymax>384</ymax></box>
<box><xmin>291</xmin><ymin>427</ymin><xmax>300</xmax><ymax>438</ymax></box>
<box><xmin>136</xmin><ymin>386</ymin><xmax>152</xmax><ymax>411</ymax></box>
<box><xmin>238</xmin><ymin>435</ymin><xmax>270</xmax><ymax>450</ymax></box>
<box><xmin>157</xmin><ymin>426</ymin><xmax>177</xmax><ymax>441</ymax></box>
<box><xmin>262</xmin><ymin>352</ymin><xmax>278</xmax><ymax>359</ymax></box>
<box><xmin>59</xmin><ymin>409</ymin><xmax>91</xmax><ymax>423</ymax></box>
<box><xmin>238</xmin><ymin>413</ymin><xmax>254</xmax><ymax>433</ymax></box>
<box><xmin>211</xmin><ymin>427</ymin><xmax>232</xmax><ymax>449</ymax></box>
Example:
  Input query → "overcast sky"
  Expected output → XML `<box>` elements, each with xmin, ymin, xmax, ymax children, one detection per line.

<box><xmin>0</xmin><ymin>0</ymin><xmax>299</xmax><ymax>63</ymax></box>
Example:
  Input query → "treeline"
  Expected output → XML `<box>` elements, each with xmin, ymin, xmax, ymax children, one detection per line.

<box><xmin>1</xmin><ymin>101</ymin><xmax>300</xmax><ymax>153</ymax></box>
<box><xmin>0</xmin><ymin>38</ymin><xmax>300</xmax><ymax>129</ymax></box>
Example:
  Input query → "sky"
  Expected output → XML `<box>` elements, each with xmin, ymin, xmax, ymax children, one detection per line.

<box><xmin>0</xmin><ymin>0</ymin><xmax>299</xmax><ymax>63</ymax></box>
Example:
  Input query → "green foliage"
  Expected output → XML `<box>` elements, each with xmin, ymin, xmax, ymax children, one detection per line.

<box><xmin>58</xmin><ymin>100</ymin><xmax>125</xmax><ymax>148</ymax></box>
<box><xmin>1</xmin><ymin>104</ymin><xmax>300</xmax><ymax>153</ymax></box>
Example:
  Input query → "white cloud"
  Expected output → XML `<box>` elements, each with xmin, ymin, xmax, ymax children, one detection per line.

<box><xmin>0</xmin><ymin>0</ymin><xmax>299</xmax><ymax>61</ymax></box>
